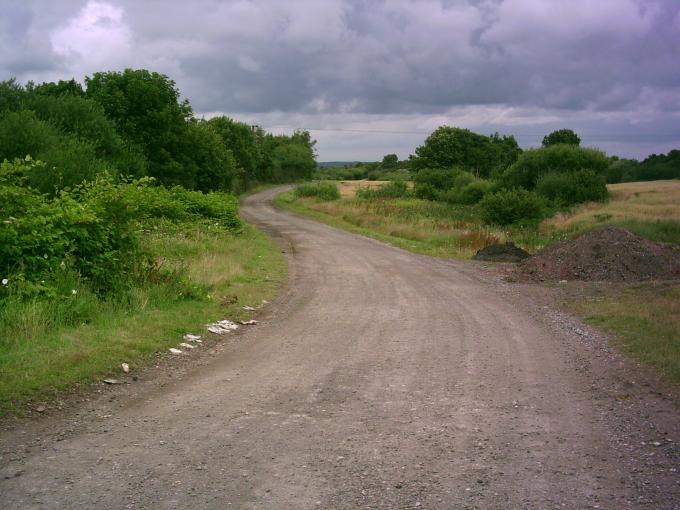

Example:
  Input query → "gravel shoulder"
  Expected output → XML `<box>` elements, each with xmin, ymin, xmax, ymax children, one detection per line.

<box><xmin>1</xmin><ymin>186</ymin><xmax>679</xmax><ymax>509</ymax></box>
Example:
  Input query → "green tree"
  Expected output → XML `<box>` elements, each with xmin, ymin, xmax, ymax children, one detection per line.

<box><xmin>542</xmin><ymin>129</ymin><xmax>580</xmax><ymax>147</ymax></box>
<box><xmin>182</xmin><ymin>121</ymin><xmax>237</xmax><ymax>192</ymax></box>
<box><xmin>85</xmin><ymin>69</ymin><xmax>192</xmax><ymax>185</ymax></box>
<box><xmin>207</xmin><ymin>116</ymin><xmax>261</xmax><ymax>187</ymax></box>
<box><xmin>501</xmin><ymin>144</ymin><xmax>609</xmax><ymax>190</ymax></box>
<box><xmin>412</xmin><ymin>126</ymin><xmax>520</xmax><ymax>177</ymax></box>
<box><xmin>381</xmin><ymin>153</ymin><xmax>399</xmax><ymax>169</ymax></box>
<box><xmin>30</xmin><ymin>78</ymin><xmax>85</xmax><ymax>97</ymax></box>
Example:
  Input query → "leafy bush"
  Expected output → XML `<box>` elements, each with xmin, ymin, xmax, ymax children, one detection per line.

<box><xmin>443</xmin><ymin>180</ymin><xmax>494</xmax><ymax>205</ymax></box>
<box><xmin>356</xmin><ymin>181</ymin><xmax>410</xmax><ymax>200</ymax></box>
<box><xmin>0</xmin><ymin>159</ymin><xmax>241</xmax><ymax>300</ymax></box>
<box><xmin>479</xmin><ymin>189</ymin><xmax>547</xmax><ymax>225</ymax></box>
<box><xmin>294</xmin><ymin>182</ymin><xmax>340</xmax><ymax>201</ymax></box>
<box><xmin>414</xmin><ymin>168</ymin><xmax>458</xmax><ymax>191</ymax></box>
<box><xmin>535</xmin><ymin>169</ymin><xmax>608</xmax><ymax>207</ymax></box>
<box><xmin>501</xmin><ymin>145</ymin><xmax>609</xmax><ymax>190</ymax></box>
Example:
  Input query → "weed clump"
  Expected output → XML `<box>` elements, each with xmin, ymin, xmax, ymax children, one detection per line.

<box><xmin>294</xmin><ymin>182</ymin><xmax>340</xmax><ymax>201</ymax></box>
<box><xmin>479</xmin><ymin>189</ymin><xmax>547</xmax><ymax>226</ymax></box>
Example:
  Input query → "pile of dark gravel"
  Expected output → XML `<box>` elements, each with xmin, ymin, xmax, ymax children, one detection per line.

<box><xmin>512</xmin><ymin>226</ymin><xmax>680</xmax><ymax>282</ymax></box>
<box><xmin>473</xmin><ymin>242</ymin><xmax>531</xmax><ymax>263</ymax></box>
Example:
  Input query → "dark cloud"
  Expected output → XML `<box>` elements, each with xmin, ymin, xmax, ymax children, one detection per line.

<box><xmin>1</xmin><ymin>0</ymin><xmax>678</xmax><ymax>160</ymax></box>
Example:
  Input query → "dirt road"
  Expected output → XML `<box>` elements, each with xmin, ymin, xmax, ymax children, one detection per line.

<box><xmin>2</xmin><ymin>187</ymin><xmax>679</xmax><ymax>509</ymax></box>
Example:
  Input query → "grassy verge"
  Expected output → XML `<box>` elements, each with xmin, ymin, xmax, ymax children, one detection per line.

<box><xmin>275</xmin><ymin>190</ymin><xmax>567</xmax><ymax>259</ymax></box>
<box><xmin>0</xmin><ymin>222</ymin><xmax>285</xmax><ymax>414</ymax></box>
<box><xmin>275</xmin><ymin>180</ymin><xmax>680</xmax><ymax>260</ymax></box>
<box><xmin>566</xmin><ymin>283</ymin><xmax>680</xmax><ymax>385</ymax></box>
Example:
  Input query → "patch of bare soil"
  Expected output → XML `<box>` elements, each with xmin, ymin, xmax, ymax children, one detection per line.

<box><xmin>513</xmin><ymin>226</ymin><xmax>680</xmax><ymax>282</ymax></box>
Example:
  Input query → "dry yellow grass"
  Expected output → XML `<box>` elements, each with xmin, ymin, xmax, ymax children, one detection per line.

<box><xmin>545</xmin><ymin>179</ymin><xmax>680</xmax><ymax>229</ymax></box>
<box><xmin>337</xmin><ymin>180</ymin><xmax>389</xmax><ymax>197</ymax></box>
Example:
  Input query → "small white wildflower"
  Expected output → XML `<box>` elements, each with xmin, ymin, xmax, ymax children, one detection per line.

<box><xmin>71</xmin><ymin>289</ymin><xmax>77</xmax><ymax>295</ymax></box>
<box><xmin>43</xmin><ymin>253</ymin><xmax>48</xmax><ymax>259</ymax></box>
<box><xmin>60</xmin><ymin>261</ymin><xmax>66</xmax><ymax>269</ymax></box>
<box><xmin>1</xmin><ymin>278</ymin><xmax>8</xmax><ymax>285</ymax></box>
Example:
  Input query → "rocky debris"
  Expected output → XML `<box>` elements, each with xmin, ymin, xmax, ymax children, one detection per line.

<box><xmin>207</xmin><ymin>319</ymin><xmax>240</xmax><ymax>335</ymax></box>
<box><xmin>102</xmin><ymin>379</ymin><xmax>120</xmax><ymax>385</ymax></box>
<box><xmin>512</xmin><ymin>226</ymin><xmax>680</xmax><ymax>282</ymax></box>
<box><xmin>473</xmin><ymin>242</ymin><xmax>531</xmax><ymax>263</ymax></box>
<box><xmin>121</xmin><ymin>363</ymin><xmax>130</xmax><ymax>373</ymax></box>
<box><xmin>240</xmin><ymin>320</ymin><xmax>258</xmax><ymax>325</ymax></box>
<box><xmin>179</xmin><ymin>342</ymin><xmax>196</xmax><ymax>349</ymax></box>
<box><xmin>168</xmin><ymin>348</ymin><xmax>183</xmax><ymax>355</ymax></box>
<box><xmin>183</xmin><ymin>334</ymin><xmax>202</xmax><ymax>343</ymax></box>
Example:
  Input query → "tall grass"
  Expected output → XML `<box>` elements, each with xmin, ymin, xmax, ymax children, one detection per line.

<box><xmin>294</xmin><ymin>181</ymin><xmax>340</xmax><ymax>201</ymax></box>
<box><xmin>0</xmin><ymin>223</ymin><xmax>285</xmax><ymax>413</ymax></box>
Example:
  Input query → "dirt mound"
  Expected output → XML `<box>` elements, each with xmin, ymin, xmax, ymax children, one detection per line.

<box><xmin>513</xmin><ymin>226</ymin><xmax>680</xmax><ymax>282</ymax></box>
<box><xmin>473</xmin><ymin>242</ymin><xmax>531</xmax><ymax>263</ymax></box>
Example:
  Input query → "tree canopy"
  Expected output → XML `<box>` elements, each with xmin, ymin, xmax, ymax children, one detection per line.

<box><xmin>542</xmin><ymin>129</ymin><xmax>580</xmax><ymax>147</ymax></box>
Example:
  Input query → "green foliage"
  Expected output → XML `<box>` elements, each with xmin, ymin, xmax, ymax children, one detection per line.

<box><xmin>413</xmin><ymin>168</ymin><xmax>459</xmax><ymax>199</ymax></box>
<box><xmin>479</xmin><ymin>189</ymin><xmax>547</xmax><ymax>225</ymax></box>
<box><xmin>535</xmin><ymin>169</ymin><xmax>608</xmax><ymax>207</ymax></box>
<box><xmin>271</xmin><ymin>140</ymin><xmax>316</xmax><ymax>182</ymax></box>
<box><xmin>0</xmin><ymin>110</ymin><xmax>111</xmax><ymax>193</ymax></box>
<box><xmin>381</xmin><ymin>153</ymin><xmax>399</xmax><ymax>169</ymax></box>
<box><xmin>366</xmin><ymin>169</ymin><xmax>408</xmax><ymax>181</ymax></box>
<box><xmin>85</xmin><ymin>69</ymin><xmax>193</xmax><ymax>186</ymax></box>
<box><xmin>23</xmin><ymin>92</ymin><xmax>147</xmax><ymax>178</ymax></box>
<box><xmin>542</xmin><ymin>129</ymin><xmax>581</xmax><ymax>147</ymax></box>
<box><xmin>356</xmin><ymin>181</ymin><xmax>410</xmax><ymax>200</ymax></box>
<box><xmin>412</xmin><ymin>126</ymin><xmax>521</xmax><ymax>177</ymax></box>
<box><xmin>1</xmin><ymin>159</ymin><xmax>241</xmax><ymax>301</ymax></box>
<box><xmin>182</xmin><ymin>120</ymin><xmax>237</xmax><ymax>192</ymax></box>
<box><xmin>501</xmin><ymin>144</ymin><xmax>609</xmax><ymax>190</ymax></box>
<box><xmin>609</xmin><ymin>150</ymin><xmax>680</xmax><ymax>183</ymax></box>
<box><xmin>208</xmin><ymin>116</ymin><xmax>261</xmax><ymax>185</ymax></box>
<box><xmin>294</xmin><ymin>182</ymin><xmax>340</xmax><ymax>201</ymax></box>
<box><xmin>31</xmin><ymin>78</ymin><xmax>85</xmax><ymax>97</ymax></box>
<box><xmin>442</xmin><ymin>179</ymin><xmax>494</xmax><ymax>205</ymax></box>
<box><xmin>314</xmin><ymin>165</ymin><xmax>368</xmax><ymax>180</ymax></box>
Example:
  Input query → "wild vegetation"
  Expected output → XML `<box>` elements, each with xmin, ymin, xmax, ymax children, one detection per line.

<box><xmin>282</xmin><ymin>123</ymin><xmax>680</xmax><ymax>387</ymax></box>
<box><xmin>0</xmin><ymin>70</ymin><xmax>301</xmax><ymax>412</ymax></box>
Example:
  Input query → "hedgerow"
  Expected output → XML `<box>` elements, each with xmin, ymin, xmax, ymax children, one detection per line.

<box><xmin>0</xmin><ymin>157</ymin><xmax>241</xmax><ymax>300</ymax></box>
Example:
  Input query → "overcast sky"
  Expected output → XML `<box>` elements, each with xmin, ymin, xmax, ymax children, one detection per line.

<box><xmin>2</xmin><ymin>0</ymin><xmax>679</xmax><ymax>161</ymax></box>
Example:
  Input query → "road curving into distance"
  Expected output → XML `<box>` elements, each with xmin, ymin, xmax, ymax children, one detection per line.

<box><xmin>2</xmin><ymin>186</ymin><xmax>679</xmax><ymax>509</ymax></box>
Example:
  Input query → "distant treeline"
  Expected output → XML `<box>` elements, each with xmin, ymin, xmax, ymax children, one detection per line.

<box><xmin>0</xmin><ymin>69</ymin><xmax>316</xmax><ymax>195</ymax></box>
<box><xmin>316</xmin><ymin>127</ymin><xmax>679</xmax><ymax>185</ymax></box>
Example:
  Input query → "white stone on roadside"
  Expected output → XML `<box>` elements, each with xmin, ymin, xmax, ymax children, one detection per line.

<box><xmin>103</xmin><ymin>378</ymin><xmax>120</xmax><ymax>384</ymax></box>
<box><xmin>179</xmin><ymin>342</ymin><xmax>196</xmax><ymax>349</ymax></box>
<box><xmin>121</xmin><ymin>363</ymin><xmax>130</xmax><ymax>373</ymax></box>
<box><xmin>184</xmin><ymin>334</ymin><xmax>202</xmax><ymax>343</ymax></box>
<box><xmin>240</xmin><ymin>320</ymin><xmax>258</xmax><ymax>325</ymax></box>
<box><xmin>169</xmin><ymin>348</ymin><xmax>183</xmax><ymax>354</ymax></box>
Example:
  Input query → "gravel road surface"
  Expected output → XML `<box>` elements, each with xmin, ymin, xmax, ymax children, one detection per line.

<box><xmin>2</xmin><ymin>186</ymin><xmax>679</xmax><ymax>509</ymax></box>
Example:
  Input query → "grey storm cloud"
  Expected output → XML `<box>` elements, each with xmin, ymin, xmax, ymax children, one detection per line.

<box><xmin>1</xmin><ymin>0</ymin><xmax>679</xmax><ymax>160</ymax></box>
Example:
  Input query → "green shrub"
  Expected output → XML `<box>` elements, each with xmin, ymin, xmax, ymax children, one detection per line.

<box><xmin>457</xmin><ymin>180</ymin><xmax>494</xmax><ymax>204</ymax></box>
<box><xmin>414</xmin><ymin>168</ymin><xmax>458</xmax><ymax>191</ymax></box>
<box><xmin>356</xmin><ymin>181</ymin><xmax>410</xmax><ymax>200</ymax></box>
<box><xmin>294</xmin><ymin>182</ymin><xmax>340</xmax><ymax>201</ymax></box>
<box><xmin>479</xmin><ymin>188</ymin><xmax>547</xmax><ymax>225</ymax></box>
<box><xmin>535</xmin><ymin>169</ymin><xmax>608</xmax><ymax>207</ymax></box>
<box><xmin>0</xmin><ymin>160</ymin><xmax>241</xmax><ymax>301</ymax></box>
<box><xmin>501</xmin><ymin>145</ymin><xmax>609</xmax><ymax>190</ymax></box>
